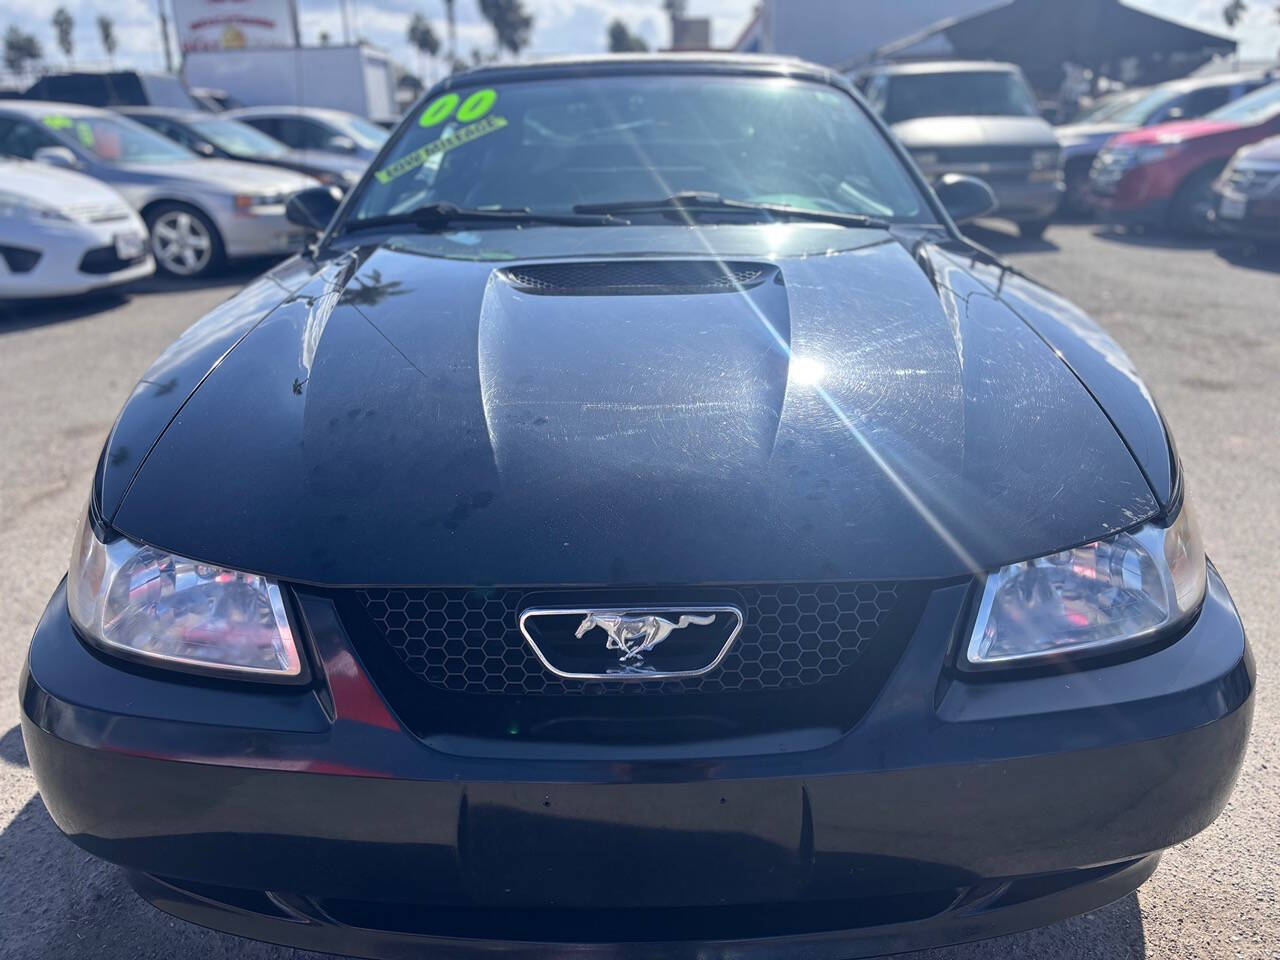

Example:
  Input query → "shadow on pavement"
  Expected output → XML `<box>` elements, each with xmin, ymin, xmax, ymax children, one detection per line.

<box><xmin>129</xmin><ymin>258</ymin><xmax>280</xmax><ymax>295</ymax></box>
<box><xmin>0</xmin><ymin>257</ymin><xmax>284</xmax><ymax>335</ymax></box>
<box><xmin>962</xmin><ymin>223</ymin><xmax>1060</xmax><ymax>255</ymax></box>
<box><xmin>0</xmin><ymin>725</ymin><xmax>27</xmax><ymax>766</ymax></box>
<box><xmin>1215</xmin><ymin>241</ymin><xmax>1280</xmax><ymax>274</ymax></box>
<box><xmin>0</xmin><ymin>291</ymin><xmax>131</xmax><ymax>334</ymax></box>
<box><xmin>1087</xmin><ymin>225</ymin><xmax>1218</xmax><ymax>251</ymax></box>
<box><xmin>0</xmin><ymin>771</ymin><xmax>1148</xmax><ymax>960</ymax></box>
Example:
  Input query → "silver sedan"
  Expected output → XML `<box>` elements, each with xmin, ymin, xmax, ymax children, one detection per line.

<box><xmin>0</xmin><ymin>102</ymin><xmax>320</xmax><ymax>278</ymax></box>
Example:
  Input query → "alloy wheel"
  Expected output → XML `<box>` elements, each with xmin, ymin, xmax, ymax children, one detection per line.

<box><xmin>151</xmin><ymin>210</ymin><xmax>214</xmax><ymax>276</ymax></box>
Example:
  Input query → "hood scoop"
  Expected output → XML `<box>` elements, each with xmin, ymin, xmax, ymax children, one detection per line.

<box><xmin>501</xmin><ymin>260</ymin><xmax>773</xmax><ymax>296</ymax></box>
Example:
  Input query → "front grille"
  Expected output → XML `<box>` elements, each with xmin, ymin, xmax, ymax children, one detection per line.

<box><xmin>1227</xmin><ymin>167</ymin><xmax>1280</xmax><ymax>197</ymax></box>
<box><xmin>339</xmin><ymin>582</ymin><xmax>931</xmax><ymax>746</ymax></box>
<box><xmin>78</xmin><ymin>246</ymin><xmax>147</xmax><ymax>275</ymax></box>
<box><xmin>501</xmin><ymin>260</ymin><xmax>770</xmax><ymax>296</ymax></box>
<box><xmin>360</xmin><ymin>583</ymin><xmax>899</xmax><ymax>696</ymax></box>
<box><xmin>1090</xmin><ymin>151</ymin><xmax>1131</xmax><ymax>193</ymax></box>
<box><xmin>934</xmin><ymin>146</ymin><xmax>1033</xmax><ymax>164</ymax></box>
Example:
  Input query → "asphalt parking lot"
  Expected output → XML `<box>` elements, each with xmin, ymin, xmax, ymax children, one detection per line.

<box><xmin>0</xmin><ymin>223</ymin><xmax>1277</xmax><ymax>960</ymax></box>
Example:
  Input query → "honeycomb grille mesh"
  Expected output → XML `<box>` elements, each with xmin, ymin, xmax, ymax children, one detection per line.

<box><xmin>502</xmin><ymin>261</ymin><xmax>767</xmax><ymax>295</ymax></box>
<box><xmin>358</xmin><ymin>584</ymin><xmax>899</xmax><ymax>696</ymax></box>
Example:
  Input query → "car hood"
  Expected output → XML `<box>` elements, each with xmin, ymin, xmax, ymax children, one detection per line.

<box><xmin>122</xmin><ymin>157</ymin><xmax>317</xmax><ymax>193</ymax></box>
<box><xmin>284</xmin><ymin>149</ymin><xmax>367</xmax><ymax>177</ymax></box>
<box><xmin>1055</xmin><ymin>122</ymin><xmax>1131</xmax><ymax>146</ymax></box>
<box><xmin>113</xmin><ymin>225</ymin><xmax>1158</xmax><ymax>586</ymax></box>
<box><xmin>891</xmin><ymin>115</ymin><xmax>1058</xmax><ymax>149</ymax></box>
<box><xmin>1233</xmin><ymin>134</ymin><xmax>1280</xmax><ymax>162</ymax></box>
<box><xmin>1110</xmin><ymin>119</ymin><xmax>1239</xmax><ymax>146</ymax></box>
<box><xmin>0</xmin><ymin>159</ymin><xmax>131</xmax><ymax>210</ymax></box>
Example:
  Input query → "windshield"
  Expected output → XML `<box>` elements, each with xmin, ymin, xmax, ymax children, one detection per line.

<box><xmin>141</xmin><ymin>75</ymin><xmax>201</xmax><ymax>110</ymax></box>
<box><xmin>42</xmin><ymin>113</ymin><xmax>193</xmax><ymax>165</ymax></box>
<box><xmin>192</xmin><ymin>118</ymin><xmax>289</xmax><ymax>158</ymax></box>
<box><xmin>1076</xmin><ymin>89</ymin><xmax>1147</xmax><ymax>123</ymax></box>
<box><xmin>1104</xmin><ymin>86</ymin><xmax>1189</xmax><ymax>125</ymax></box>
<box><xmin>346</xmin><ymin>76</ymin><xmax>929</xmax><ymax>227</ymax></box>
<box><xmin>882</xmin><ymin>71</ymin><xmax>1038</xmax><ymax>123</ymax></box>
<box><xmin>334</xmin><ymin>114</ymin><xmax>389</xmax><ymax>150</ymax></box>
<box><xmin>1208</xmin><ymin>82</ymin><xmax>1280</xmax><ymax>125</ymax></box>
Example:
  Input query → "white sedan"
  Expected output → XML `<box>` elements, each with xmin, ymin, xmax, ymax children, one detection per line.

<box><xmin>0</xmin><ymin>158</ymin><xmax>153</xmax><ymax>298</ymax></box>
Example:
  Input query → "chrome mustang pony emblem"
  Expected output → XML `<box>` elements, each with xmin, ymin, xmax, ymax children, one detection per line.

<box><xmin>575</xmin><ymin>612</ymin><xmax>717</xmax><ymax>663</ymax></box>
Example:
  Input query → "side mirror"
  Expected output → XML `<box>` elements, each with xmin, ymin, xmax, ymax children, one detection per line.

<box><xmin>286</xmin><ymin>185</ymin><xmax>343</xmax><ymax>232</ymax></box>
<box><xmin>935</xmin><ymin>173</ymin><xmax>998</xmax><ymax>223</ymax></box>
<box><xmin>326</xmin><ymin>134</ymin><xmax>357</xmax><ymax>154</ymax></box>
<box><xmin>33</xmin><ymin>146</ymin><xmax>80</xmax><ymax>170</ymax></box>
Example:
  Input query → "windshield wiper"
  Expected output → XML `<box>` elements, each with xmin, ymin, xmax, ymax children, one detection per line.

<box><xmin>573</xmin><ymin>192</ymin><xmax>891</xmax><ymax>229</ymax></box>
<box><xmin>344</xmin><ymin>203</ymin><xmax>625</xmax><ymax>234</ymax></box>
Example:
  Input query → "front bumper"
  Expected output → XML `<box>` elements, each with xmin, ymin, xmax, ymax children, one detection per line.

<box><xmin>21</xmin><ymin>570</ymin><xmax>1253</xmax><ymax>957</ymax></box>
<box><xmin>1207</xmin><ymin>187</ymin><xmax>1280</xmax><ymax>242</ymax></box>
<box><xmin>986</xmin><ymin>178</ymin><xmax>1064</xmax><ymax>221</ymax></box>
<box><xmin>214</xmin><ymin>207</ymin><xmax>311</xmax><ymax>259</ymax></box>
<box><xmin>0</xmin><ymin>217</ymin><xmax>153</xmax><ymax>298</ymax></box>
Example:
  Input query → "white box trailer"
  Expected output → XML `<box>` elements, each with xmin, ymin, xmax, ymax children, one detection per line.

<box><xmin>183</xmin><ymin>44</ymin><xmax>398</xmax><ymax>123</ymax></box>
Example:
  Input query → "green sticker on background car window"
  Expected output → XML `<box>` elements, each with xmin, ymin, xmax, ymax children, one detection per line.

<box><xmin>41</xmin><ymin>115</ymin><xmax>73</xmax><ymax>130</ymax></box>
<box><xmin>418</xmin><ymin>88</ymin><xmax>497</xmax><ymax>128</ymax></box>
<box><xmin>419</xmin><ymin>93</ymin><xmax>459</xmax><ymax>127</ymax></box>
<box><xmin>375</xmin><ymin>114</ymin><xmax>508</xmax><ymax>184</ymax></box>
<box><xmin>75</xmin><ymin>122</ymin><xmax>95</xmax><ymax>147</ymax></box>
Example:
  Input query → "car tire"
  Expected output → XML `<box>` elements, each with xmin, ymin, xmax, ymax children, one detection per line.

<box><xmin>1062</xmin><ymin>158</ymin><xmax>1096</xmax><ymax>219</ymax></box>
<box><xmin>1016</xmin><ymin>218</ymin><xmax>1051</xmax><ymax>240</ymax></box>
<box><xmin>1167</xmin><ymin>166</ymin><xmax>1221</xmax><ymax>236</ymax></box>
<box><xmin>145</xmin><ymin>202</ymin><xmax>225</xmax><ymax>278</ymax></box>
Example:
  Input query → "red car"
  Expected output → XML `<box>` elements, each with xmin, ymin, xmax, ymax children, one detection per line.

<box><xmin>1090</xmin><ymin>82</ymin><xmax>1280</xmax><ymax>231</ymax></box>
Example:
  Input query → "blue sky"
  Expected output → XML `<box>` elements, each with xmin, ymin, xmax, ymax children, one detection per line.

<box><xmin>1</xmin><ymin>0</ymin><xmax>1276</xmax><ymax>79</ymax></box>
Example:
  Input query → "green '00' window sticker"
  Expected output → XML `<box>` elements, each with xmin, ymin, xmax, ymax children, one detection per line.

<box><xmin>41</xmin><ymin>114</ymin><xmax>73</xmax><ymax>130</ymax></box>
<box><xmin>419</xmin><ymin>88</ymin><xmax>497</xmax><ymax>127</ymax></box>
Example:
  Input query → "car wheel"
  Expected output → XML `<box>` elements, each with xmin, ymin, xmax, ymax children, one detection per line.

<box><xmin>146</xmin><ymin>203</ymin><xmax>225</xmax><ymax>278</ymax></box>
<box><xmin>1062</xmin><ymin>159</ymin><xmax>1095</xmax><ymax>219</ymax></box>
<box><xmin>1167</xmin><ymin>167</ymin><xmax>1220</xmax><ymax>236</ymax></box>
<box><xmin>1016</xmin><ymin>218</ymin><xmax>1050</xmax><ymax>240</ymax></box>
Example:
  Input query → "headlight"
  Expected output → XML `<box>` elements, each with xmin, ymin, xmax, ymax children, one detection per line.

<box><xmin>67</xmin><ymin>512</ymin><xmax>303</xmax><ymax>680</ymax></box>
<box><xmin>1031</xmin><ymin>148</ymin><xmax>1060</xmax><ymax>170</ymax></box>
<box><xmin>233</xmin><ymin>193</ymin><xmax>287</xmax><ymax>215</ymax></box>
<box><xmin>0</xmin><ymin>190</ymin><xmax>70</xmax><ymax>221</ymax></box>
<box><xmin>966</xmin><ymin>506</ymin><xmax>1206</xmax><ymax>667</ymax></box>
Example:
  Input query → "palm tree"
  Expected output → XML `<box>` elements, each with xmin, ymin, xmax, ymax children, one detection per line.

<box><xmin>607</xmin><ymin>20</ymin><xmax>648</xmax><ymax>53</ymax></box>
<box><xmin>442</xmin><ymin>0</ymin><xmax>457</xmax><ymax>69</ymax></box>
<box><xmin>52</xmin><ymin>7</ymin><xmax>74</xmax><ymax>64</ymax></box>
<box><xmin>3</xmin><ymin>26</ymin><xmax>42</xmax><ymax>77</ymax></box>
<box><xmin>407</xmin><ymin>12</ymin><xmax>441</xmax><ymax>83</ymax></box>
<box><xmin>97</xmin><ymin>15</ymin><xmax>117</xmax><ymax>66</ymax></box>
<box><xmin>477</xmin><ymin>0</ymin><xmax>533</xmax><ymax>59</ymax></box>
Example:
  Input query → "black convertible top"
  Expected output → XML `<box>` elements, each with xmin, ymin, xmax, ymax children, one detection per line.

<box><xmin>436</xmin><ymin>53</ymin><xmax>843</xmax><ymax>90</ymax></box>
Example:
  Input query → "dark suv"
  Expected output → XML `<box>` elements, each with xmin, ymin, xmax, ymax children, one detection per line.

<box><xmin>853</xmin><ymin>61</ymin><xmax>1062</xmax><ymax>238</ymax></box>
<box><xmin>22</xmin><ymin>71</ymin><xmax>203</xmax><ymax>111</ymax></box>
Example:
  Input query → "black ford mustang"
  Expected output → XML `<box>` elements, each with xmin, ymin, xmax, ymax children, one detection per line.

<box><xmin>22</xmin><ymin>56</ymin><xmax>1252</xmax><ymax>958</ymax></box>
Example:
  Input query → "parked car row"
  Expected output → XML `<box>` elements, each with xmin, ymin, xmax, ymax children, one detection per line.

<box><xmin>1052</xmin><ymin>70</ymin><xmax>1280</xmax><ymax>242</ymax></box>
<box><xmin>0</xmin><ymin>99</ymin><xmax>386</xmax><ymax>296</ymax></box>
